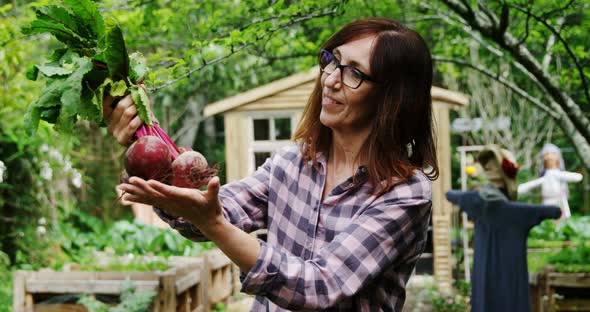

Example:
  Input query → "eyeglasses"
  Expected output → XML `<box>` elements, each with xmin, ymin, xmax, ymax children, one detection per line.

<box><xmin>319</xmin><ymin>49</ymin><xmax>379</xmax><ymax>89</ymax></box>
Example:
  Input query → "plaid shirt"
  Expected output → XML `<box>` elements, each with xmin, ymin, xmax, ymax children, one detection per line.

<box><xmin>156</xmin><ymin>144</ymin><xmax>432</xmax><ymax>311</ymax></box>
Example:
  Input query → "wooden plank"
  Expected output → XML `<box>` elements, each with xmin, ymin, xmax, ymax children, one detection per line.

<box><xmin>33</xmin><ymin>304</ymin><xmax>88</xmax><ymax>312</ymax></box>
<box><xmin>238</xmin><ymin>101</ymin><xmax>304</xmax><ymax>111</ymax></box>
<box><xmin>26</xmin><ymin>280</ymin><xmax>159</xmax><ymax>294</ymax></box>
<box><xmin>203</xmin><ymin>68</ymin><xmax>317</xmax><ymax>117</ymax></box>
<box><xmin>26</xmin><ymin>270</ymin><xmax>160</xmax><ymax>281</ymax></box>
<box><xmin>189</xmin><ymin>284</ymin><xmax>204</xmax><ymax>312</ymax></box>
<box><xmin>548</xmin><ymin>272</ymin><xmax>590</xmax><ymax>288</ymax></box>
<box><xmin>155</xmin><ymin>271</ymin><xmax>176</xmax><ymax>312</ymax></box>
<box><xmin>25</xmin><ymin>295</ymin><xmax>34</xmax><ymax>312</ymax></box>
<box><xmin>554</xmin><ymin>299</ymin><xmax>590</xmax><ymax>311</ymax></box>
<box><xmin>176</xmin><ymin>271</ymin><xmax>201</xmax><ymax>295</ymax></box>
<box><xmin>200</xmin><ymin>256</ymin><xmax>211</xmax><ymax>311</ymax></box>
<box><xmin>177</xmin><ymin>291</ymin><xmax>191</xmax><ymax>312</ymax></box>
<box><xmin>13</xmin><ymin>271</ymin><xmax>27</xmax><ymax>312</ymax></box>
<box><xmin>431</xmin><ymin>88</ymin><xmax>469</xmax><ymax>107</ymax></box>
<box><xmin>209</xmin><ymin>265</ymin><xmax>233</xmax><ymax>304</ymax></box>
<box><xmin>207</xmin><ymin>250</ymin><xmax>232</xmax><ymax>270</ymax></box>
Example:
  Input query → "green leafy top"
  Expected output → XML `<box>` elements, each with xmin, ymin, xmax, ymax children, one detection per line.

<box><xmin>23</xmin><ymin>0</ymin><xmax>151</xmax><ymax>134</ymax></box>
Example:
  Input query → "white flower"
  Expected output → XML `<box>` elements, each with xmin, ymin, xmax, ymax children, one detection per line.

<box><xmin>39</xmin><ymin>217</ymin><xmax>46</xmax><ymax>225</ymax></box>
<box><xmin>40</xmin><ymin>144</ymin><xmax>49</xmax><ymax>152</ymax></box>
<box><xmin>40</xmin><ymin>161</ymin><xmax>52</xmax><ymax>180</ymax></box>
<box><xmin>0</xmin><ymin>160</ymin><xmax>6</xmax><ymax>183</ymax></box>
<box><xmin>49</xmin><ymin>149</ymin><xmax>63</xmax><ymax>162</ymax></box>
<box><xmin>36</xmin><ymin>226</ymin><xmax>46</xmax><ymax>235</ymax></box>
<box><xmin>63</xmin><ymin>160</ymin><xmax>72</xmax><ymax>173</ymax></box>
<box><xmin>71</xmin><ymin>170</ymin><xmax>82</xmax><ymax>188</ymax></box>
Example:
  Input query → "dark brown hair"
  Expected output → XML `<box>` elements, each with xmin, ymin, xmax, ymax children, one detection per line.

<box><xmin>292</xmin><ymin>18</ymin><xmax>438</xmax><ymax>193</ymax></box>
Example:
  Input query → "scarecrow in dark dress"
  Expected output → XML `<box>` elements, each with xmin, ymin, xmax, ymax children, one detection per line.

<box><xmin>446</xmin><ymin>144</ymin><xmax>561</xmax><ymax>312</ymax></box>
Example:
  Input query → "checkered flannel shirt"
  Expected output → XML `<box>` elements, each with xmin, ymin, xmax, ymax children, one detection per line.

<box><xmin>155</xmin><ymin>144</ymin><xmax>432</xmax><ymax>311</ymax></box>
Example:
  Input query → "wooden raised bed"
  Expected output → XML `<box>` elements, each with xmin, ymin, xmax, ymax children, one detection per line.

<box><xmin>204</xmin><ymin>249</ymin><xmax>233</xmax><ymax>305</ymax></box>
<box><xmin>13</xmin><ymin>250</ymin><xmax>237</xmax><ymax>312</ymax></box>
<box><xmin>530</xmin><ymin>266</ymin><xmax>590</xmax><ymax>312</ymax></box>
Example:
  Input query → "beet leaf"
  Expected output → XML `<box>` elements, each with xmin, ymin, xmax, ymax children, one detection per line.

<box><xmin>23</xmin><ymin>0</ymin><xmax>152</xmax><ymax>134</ymax></box>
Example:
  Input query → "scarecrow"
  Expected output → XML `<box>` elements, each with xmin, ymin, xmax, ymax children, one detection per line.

<box><xmin>446</xmin><ymin>144</ymin><xmax>560</xmax><ymax>312</ymax></box>
<box><xmin>518</xmin><ymin>143</ymin><xmax>583</xmax><ymax>219</ymax></box>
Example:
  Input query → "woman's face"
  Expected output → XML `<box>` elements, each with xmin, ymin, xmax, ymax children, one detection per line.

<box><xmin>320</xmin><ymin>35</ymin><xmax>378</xmax><ymax>133</ymax></box>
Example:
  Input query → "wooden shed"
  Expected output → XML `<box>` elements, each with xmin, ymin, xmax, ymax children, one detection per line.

<box><xmin>204</xmin><ymin>67</ymin><xmax>468</xmax><ymax>291</ymax></box>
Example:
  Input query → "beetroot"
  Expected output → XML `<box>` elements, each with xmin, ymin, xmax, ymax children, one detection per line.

<box><xmin>121</xmin><ymin>115</ymin><xmax>216</xmax><ymax>189</ymax></box>
<box><xmin>124</xmin><ymin>136</ymin><xmax>172</xmax><ymax>183</ymax></box>
<box><xmin>171</xmin><ymin>151</ymin><xmax>217</xmax><ymax>188</ymax></box>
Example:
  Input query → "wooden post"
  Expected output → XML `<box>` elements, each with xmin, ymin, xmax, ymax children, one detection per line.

<box><xmin>529</xmin><ymin>273</ymin><xmax>539</xmax><ymax>312</ymax></box>
<box><xmin>201</xmin><ymin>255</ymin><xmax>211</xmax><ymax>312</ymax></box>
<box><xmin>156</xmin><ymin>269</ymin><xmax>177</xmax><ymax>312</ymax></box>
<box><xmin>13</xmin><ymin>271</ymin><xmax>26</xmax><ymax>312</ymax></box>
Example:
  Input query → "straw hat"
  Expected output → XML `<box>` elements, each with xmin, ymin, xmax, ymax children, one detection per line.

<box><xmin>477</xmin><ymin>144</ymin><xmax>519</xmax><ymax>200</ymax></box>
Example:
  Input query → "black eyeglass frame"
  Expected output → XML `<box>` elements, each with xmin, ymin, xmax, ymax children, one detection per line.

<box><xmin>319</xmin><ymin>49</ymin><xmax>380</xmax><ymax>89</ymax></box>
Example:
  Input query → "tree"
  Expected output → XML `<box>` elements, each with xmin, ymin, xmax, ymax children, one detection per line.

<box><xmin>421</xmin><ymin>0</ymin><xmax>590</xmax><ymax>171</ymax></box>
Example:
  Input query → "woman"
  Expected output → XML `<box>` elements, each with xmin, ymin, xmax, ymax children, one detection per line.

<box><xmin>105</xmin><ymin>18</ymin><xmax>437</xmax><ymax>311</ymax></box>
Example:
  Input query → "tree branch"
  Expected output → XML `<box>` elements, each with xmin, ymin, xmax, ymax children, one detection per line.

<box><xmin>509</xmin><ymin>3</ymin><xmax>590</xmax><ymax>105</ymax></box>
<box><xmin>477</xmin><ymin>1</ymin><xmax>499</xmax><ymax>29</ymax></box>
<box><xmin>539</xmin><ymin>0</ymin><xmax>576</xmax><ymax>19</ymax></box>
<box><xmin>438</xmin><ymin>0</ymin><xmax>590</xmax><ymax>146</ymax></box>
<box><xmin>420</xmin><ymin>2</ymin><xmax>503</xmax><ymax>57</ymax></box>
<box><xmin>516</xmin><ymin>10</ymin><xmax>531</xmax><ymax>46</ymax></box>
<box><xmin>542</xmin><ymin>17</ymin><xmax>564</xmax><ymax>72</ymax></box>
<box><xmin>149</xmin><ymin>9</ymin><xmax>338</xmax><ymax>91</ymax></box>
<box><xmin>433</xmin><ymin>55</ymin><xmax>559</xmax><ymax>119</ymax></box>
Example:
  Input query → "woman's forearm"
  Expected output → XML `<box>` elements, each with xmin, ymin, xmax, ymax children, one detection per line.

<box><xmin>200</xmin><ymin>217</ymin><xmax>261</xmax><ymax>272</ymax></box>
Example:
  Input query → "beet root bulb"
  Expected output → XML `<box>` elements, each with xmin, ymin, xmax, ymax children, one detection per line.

<box><xmin>171</xmin><ymin>151</ymin><xmax>217</xmax><ymax>188</ymax></box>
<box><xmin>124</xmin><ymin>136</ymin><xmax>172</xmax><ymax>183</ymax></box>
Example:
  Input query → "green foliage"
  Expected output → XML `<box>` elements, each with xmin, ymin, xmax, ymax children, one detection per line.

<box><xmin>529</xmin><ymin>216</ymin><xmax>590</xmax><ymax>241</ymax></box>
<box><xmin>78</xmin><ymin>280</ymin><xmax>156</xmax><ymax>312</ymax></box>
<box><xmin>212</xmin><ymin>302</ymin><xmax>228</xmax><ymax>312</ymax></box>
<box><xmin>549</xmin><ymin>244</ymin><xmax>590</xmax><ymax>273</ymax></box>
<box><xmin>53</xmin><ymin>209</ymin><xmax>214</xmax><ymax>271</ymax></box>
<box><xmin>428</xmin><ymin>280</ymin><xmax>470</xmax><ymax>312</ymax></box>
<box><xmin>0</xmin><ymin>251</ymin><xmax>11</xmax><ymax>312</ymax></box>
<box><xmin>528</xmin><ymin>217</ymin><xmax>590</xmax><ymax>273</ymax></box>
<box><xmin>98</xmin><ymin>17</ymin><xmax>129</xmax><ymax>80</ymax></box>
<box><xmin>23</xmin><ymin>0</ymin><xmax>152</xmax><ymax>134</ymax></box>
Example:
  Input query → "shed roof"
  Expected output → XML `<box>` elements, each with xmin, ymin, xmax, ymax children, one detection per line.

<box><xmin>204</xmin><ymin>66</ymin><xmax>469</xmax><ymax>117</ymax></box>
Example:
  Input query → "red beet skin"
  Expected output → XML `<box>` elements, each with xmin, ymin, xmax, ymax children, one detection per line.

<box><xmin>124</xmin><ymin>136</ymin><xmax>172</xmax><ymax>183</ymax></box>
<box><xmin>171</xmin><ymin>151</ymin><xmax>211</xmax><ymax>188</ymax></box>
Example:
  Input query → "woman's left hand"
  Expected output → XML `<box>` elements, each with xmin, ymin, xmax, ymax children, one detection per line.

<box><xmin>119</xmin><ymin>176</ymin><xmax>223</xmax><ymax>230</ymax></box>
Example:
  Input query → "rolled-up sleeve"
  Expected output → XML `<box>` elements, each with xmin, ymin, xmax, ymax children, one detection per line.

<box><xmin>240</xmin><ymin>196</ymin><xmax>431</xmax><ymax>310</ymax></box>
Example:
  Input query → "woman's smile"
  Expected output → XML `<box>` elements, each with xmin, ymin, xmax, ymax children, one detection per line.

<box><xmin>322</xmin><ymin>94</ymin><xmax>343</xmax><ymax>107</ymax></box>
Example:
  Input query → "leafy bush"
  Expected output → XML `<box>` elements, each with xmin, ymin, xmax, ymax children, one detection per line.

<box><xmin>428</xmin><ymin>280</ymin><xmax>470</xmax><ymax>312</ymax></box>
<box><xmin>528</xmin><ymin>242</ymin><xmax>590</xmax><ymax>273</ymax></box>
<box><xmin>52</xmin><ymin>210</ymin><xmax>215</xmax><ymax>271</ymax></box>
<box><xmin>529</xmin><ymin>216</ymin><xmax>590</xmax><ymax>242</ymax></box>
<box><xmin>0</xmin><ymin>251</ymin><xmax>11</xmax><ymax>312</ymax></box>
<box><xmin>78</xmin><ymin>280</ymin><xmax>156</xmax><ymax>312</ymax></box>
<box><xmin>549</xmin><ymin>244</ymin><xmax>590</xmax><ymax>273</ymax></box>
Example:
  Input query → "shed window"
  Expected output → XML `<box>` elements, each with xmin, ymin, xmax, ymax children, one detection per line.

<box><xmin>253</xmin><ymin>119</ymin><xmax>270</xmax><ymax>140</ymax></box>
<box><xmin>249</xmin><ymin>113</ymin><xmax>297</xmax><ymax>173</ymax></box>
<box><xmin>274</xmin><ymin>118</ymin><xmax>291</xmax><ymax>140</ymax></box>
<box><xmin>254</xmin><ymin>152</ymin><xmax>272</xmax><ymax>168</ymax></box>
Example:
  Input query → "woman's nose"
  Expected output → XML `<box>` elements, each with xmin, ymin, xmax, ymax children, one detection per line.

<box><xmin>323</xmin><ymin>68</ymin><xmax>342</xmax><ymax>89</ymax></box>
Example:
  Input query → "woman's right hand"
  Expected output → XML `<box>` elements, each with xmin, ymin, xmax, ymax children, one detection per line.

<box><xmin>103</xmin><ymin>93</ymin><xmax>144</xmax><ymax>146</ymax></box>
